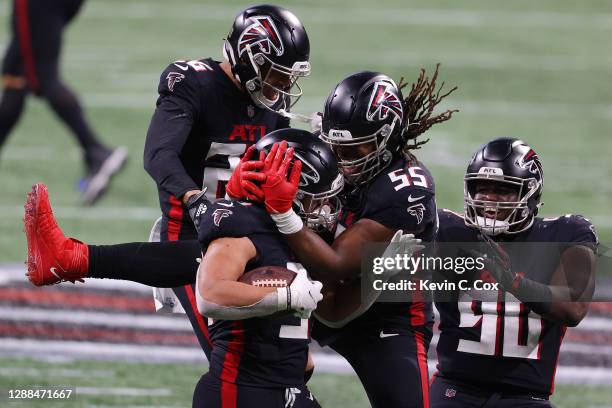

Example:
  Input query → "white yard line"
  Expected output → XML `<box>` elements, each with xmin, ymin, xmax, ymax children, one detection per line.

<box><xmin>0</xmin><ymin>338</ymin><xmax>207</xmax><ymax>364</ymax></box>
<box><xmin>0</xmin><ymin>205</ymin><xmax>160</xmax><ymax>221</ymax></box>
<box><xmin>0</xmin><ymin>367</ymin><xmax>114</xmax><ymax>378</ymax></box>
<box><xmin>77</xmin><ymin>386</ymin><xmax>171</xmax><ymax>397</ymax></box>
<box><xmin>0</xmin><ymin>306</ymin><xmax>192</xmax><ymax>331</ymax></box>
<box><xmin>2</xmin><ymin>338</ymin><xmax>612</xmax><ymax>385</ymax></box>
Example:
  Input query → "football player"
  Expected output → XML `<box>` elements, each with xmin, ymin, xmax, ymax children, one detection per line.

<box><xmin>25</xmin><ymin>128</ymin><xmax>342</xmax><ymax>407</ymax></box>
<box><xmin>431</xmin><ymin>138</ymin><xmax>598</xmax><ymax>407</ymax></box>
<box><xmin>192</xmin><ymin>130</ymin><xmax>340</xmax><ymax>408</ymax></box>
<box><xmin>0</xmin><ymin>0</ymin><xmax>127</xmax><ymax>204</ymax></box>
<box><xmin>142</xmin><ymin>4</ymin><xmax>310</xmax><ymax>359</ymax></box>
<box><xmin>244</xmin><ymin>67</ymin><xmax>457</xmax><ymax>408</ymax></box>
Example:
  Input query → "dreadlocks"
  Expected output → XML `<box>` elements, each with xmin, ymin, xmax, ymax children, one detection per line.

<box><xmin>398</xmin><ymin>63</ymin><xmax>458</xmax><ymax>151</ymax></box>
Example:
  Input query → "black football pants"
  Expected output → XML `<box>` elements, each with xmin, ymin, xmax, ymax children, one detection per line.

<box><xmin>430</xmin><ymin>376</ymin><xmax>554</xmax><ymax>408</ymax></box>
<box><xmin>192</xmin><ymin>373</ymin><xmax>321</xmax><ymax>408</ymax></box>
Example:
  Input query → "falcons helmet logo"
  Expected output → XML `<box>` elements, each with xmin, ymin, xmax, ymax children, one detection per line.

<box><xmin>407</xmin><ymin>203</ymin><xmax>426</xmax><ymax>224</ymax></box>
<box><xmin>212</xmin><ymin>209</ymin><xmax>233</xmax><ymax>227</ymax></box>
<box><xmin>238</xmin><ymin>16</ymin><xmax>284</xmax><ymax>57</ymax></box>
<box><xmin>293</xmin><ymin>152</ymin><xmax>320</xmax><ymax>187</ymax></box>
<box><xmin>366</xmin><ymin>81</ymin><xmax>403</xmax><ymax>122</ymax></box>
<box><xmin>517</xmin><ymin>148</ymin><xmax>543</xmax><ymax>177</ymax></box>
<box><xmin>166</xmin><ymin>72</ymin><xmax>185</xmax><ymax>92</ymax></box>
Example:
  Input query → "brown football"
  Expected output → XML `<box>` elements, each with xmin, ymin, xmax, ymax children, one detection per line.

<box><xmin>239</xmin><ymin>266</ymin><xmax>296</xmax><ymax>287</ymax></box>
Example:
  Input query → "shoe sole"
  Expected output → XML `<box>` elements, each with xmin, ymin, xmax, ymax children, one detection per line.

<box><xmin>24</xmin><ymin>183</ymin><xmax>44</xmax><ymax>286</ymax></box>
<box><xmin>82</xmin><ymin>147</ymin><xmax>128</xmax><ymax>206</ymax></box>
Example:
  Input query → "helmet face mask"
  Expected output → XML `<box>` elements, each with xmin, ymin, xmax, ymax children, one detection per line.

<box><xmin>295</xmin><ymin>182</ymin><xmax>343</xmax><ymax>233</ymax></box>
<box><xmin>244</xmin><ymin>52</ymin><xmax>309</xmax><ymax>110</ymax></box>
<box><xmin>321</xmin><ymin>73</ymin><xmax>404</xmax><ymax>186</ymax></box>
<box><xmin>464</xmin><ymin>177</ymin><xmax>539</xmax><ymax>235</ymax></box>
<box><xmin>224</xmin><ymin>6</ymin><xmax>310</xmax><ymax>114</ymax></box>
<box><xmin>463</xmin><ymin>138</ymin><xmax>544</xmax><ymax>236</ymax></box>
<box><xmin>323</xmin><ymin>123</ymin><xmax>396</xmax><ymax>185</ymax></box>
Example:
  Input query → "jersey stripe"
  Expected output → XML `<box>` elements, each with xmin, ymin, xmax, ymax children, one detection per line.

<box><xmin>15</xmin><ymin>0</ymin><xmax>39</xmax><ymax>91</ymax></box>
<box><xmin>165</xmin><ymin>197</ymin><xmax>213</xmax><ymax>353</ymax></box>
<box><xmin>184</xmin><ymin>284</ymin><xmax>213</xmax><ymax>348</ymax></box>
<box><xmin>220</xmin><ymin>321</ymin><xmax>245</xmax><ymax>408</ymax></box>
<box><xmin>415</xmin><ymin>330</ymin><xmax>430</xmax><ymax>408</ymax></box>
<box><xmin>167</xmin><ymin>195</ymin><xmax>184</xmax><ymax>241</ymax></box>
<box><xmin>410</xmin><ymin>301</ymin><xmax>427</xmax><ymax>326</ymax></box>
<box><xmin>549</xmin><ymin>325</ymin><xmax>566</xmax><ymax>395</ymax></box>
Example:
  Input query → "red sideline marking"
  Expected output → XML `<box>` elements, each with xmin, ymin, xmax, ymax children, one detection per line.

<box><xmin>220</xmin><ymin>321</ymin><xmax>245</xmax><ymax>408</ymax></box>
<box><xmin>565</xmin><ymin>330</ymin><xmax>612</xmax><ymax>344</ymax></box>
<box><xmin>0</xmin><ymin>288</ymin><xmax>155</xmax><ymax>312</ymax></box>
<box><xmin>589</xmin><ymin>302</ymin><xmax>612</xmax><ymax>314</ymax></box>
<box><xmin>15</xmin><ymin>0</ymin><xmax>39</xmax><ymax>91</ymax></box>
<box><xmin>0</xmin><ymin>322</ymin><xmax>199</xmax><ymax>346</ymax></box>
<box><xmin>415</xmin><ymin>330</ymin><xmax>430</xmax><ymax>408</ymax></box>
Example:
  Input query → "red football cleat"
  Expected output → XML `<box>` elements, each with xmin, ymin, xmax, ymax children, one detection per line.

<box><xmin>24</xmin><ymin>183</ymin><xmax>89</xmax><ymax>286</ymax></box>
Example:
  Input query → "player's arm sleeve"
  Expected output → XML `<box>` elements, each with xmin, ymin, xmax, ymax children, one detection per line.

<box><xmin>143</xmin><ymin>66</ymin><xmax>202</xmax><ymax>199</ymax></box>
<box><xmin>195</xmin><ymin>237</ymin><xmax>284</xmax><ymax>320</ymax></box>
<box><xmin>517</xmin><ymin>215</ymin><xmax>597</xmax><ymax>325</ymax></box>
<box><xmin>552</xmin><ymin>215</ymin><xmax>598</xmax><ymax>305</ymax></box>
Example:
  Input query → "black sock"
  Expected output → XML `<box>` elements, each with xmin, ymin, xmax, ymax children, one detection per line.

<box><xmin>0</xmin><ymin>87</ymin><xmax>27</xmax><ymax>150</ymax></box>
<box><xmin>88</xmin><ymin>240</ymin><xmax>203</xmax><ymax>287</ymax></box>
<box><xmin>45</xmin><ymin>82</ymin><xmax>105</xmax><ymax>155</ymax></box>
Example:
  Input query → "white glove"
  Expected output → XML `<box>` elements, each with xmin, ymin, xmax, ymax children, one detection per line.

<box><xmin>278</xmin><ymin>269</ymin><xmax>323</xmax><ymax>319</ymax></box>
<box><xmin>380</xmin><ymin>230</ymin><xmax>425</xmax><ymax>279</ymax></box>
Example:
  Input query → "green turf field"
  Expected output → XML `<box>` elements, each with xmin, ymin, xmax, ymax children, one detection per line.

<box><xmin>1</xmin><ymin>0</ymin><xmax>611</xmax><ymax>261</ymax></box>
<box><xmin>1</xmin><ymin>357</ymin><xmax>611</xmax><ymax>408</ymax></box>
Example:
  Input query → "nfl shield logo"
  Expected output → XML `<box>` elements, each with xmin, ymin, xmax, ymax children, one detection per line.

<box><xmin>247</xmin><ymin>105</ymin><xmax>255</xmax><ymax>118</ymax></box>
<box><xmin>445</xmin><ymin>388</ymin><xmax>457</xmax><ymax>398</ymax></box>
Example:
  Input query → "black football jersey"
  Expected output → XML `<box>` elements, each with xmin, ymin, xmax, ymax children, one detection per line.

<box><xmin>197</xmin><ymin>199</ymin><xmax>309</xmax><ymax>388</ymax></box>
<box><xmin>144</xmin><ymin>58</ymin><xmax>289</xmax><ymax>238</ymax></box>
<box><xmin>313</xmin><ymin>156</ymin><xmax>437</xmax><ymax>345</ymax></box>
<box><xmin>435</xmin><ymin>209</ymin><xmax>598</xmax><ymax>395</ymax></box>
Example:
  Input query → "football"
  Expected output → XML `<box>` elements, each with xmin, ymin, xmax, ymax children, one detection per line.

<box><xmin>238</xmin><ymin>265</ymin><xmax>296</xmax><ymax>287</ymax></box>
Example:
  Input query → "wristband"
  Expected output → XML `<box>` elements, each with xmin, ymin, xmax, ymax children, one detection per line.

<box><xmin>277</xmin><ymin>287</ymin><xmax>290</xmax><ymax>311</ymax></box>
<box><xmin>271</xmin><ymin>209</ymin><xmax>304</xmax><ymax>235</ymax></box>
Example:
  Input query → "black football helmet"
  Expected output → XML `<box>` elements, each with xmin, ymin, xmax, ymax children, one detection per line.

<box><xmin>223</xmin><ymin>4</ymin><xmax>310</xmax><ymax>114</ymax></box>
<box><xmin>464</xmin><ymin>137</ymin><xmax>544</xmax><ymax>235</ymax></box>
<box><xmin>255</xmin><ymin>128</ymin><xmax>344</xmax><ymax>232</ymax></box>
<box><xmin>320</xmin><ymin>71</ymin><xmax>405</xmax><ymax>186</ymax></box>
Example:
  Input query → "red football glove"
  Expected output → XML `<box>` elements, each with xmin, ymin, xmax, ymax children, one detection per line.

<box><xmin>259</xmin><ymin>141</ymin><xmax>302</xmax><ymax>214</ymax></box>
<box><xmin>226</xmin><ymin>145</ymin><xmax>267</xmax><ymax>202</ymax></box>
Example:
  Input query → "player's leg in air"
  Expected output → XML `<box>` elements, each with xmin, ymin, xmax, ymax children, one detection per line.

<box><xmin>0</xmin><ymin>0</ymin><xmax>127</xmax><ymax>204</ymax></box>
<box><xmin>24</xmin><ymin>129</ymin><xmax>336</xmax><ymax>407</ymax></box>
